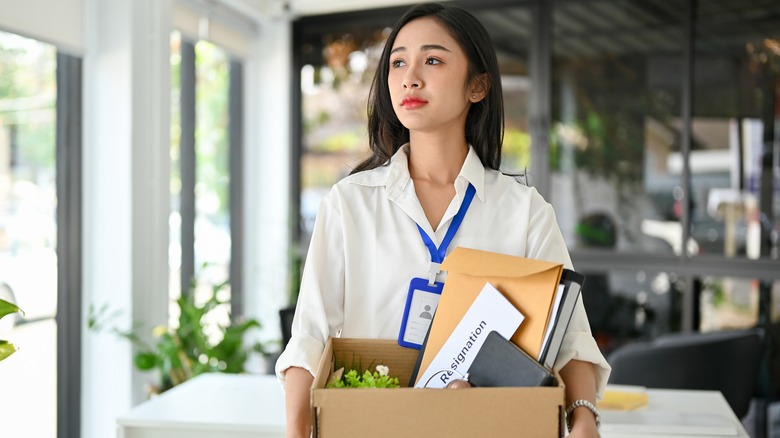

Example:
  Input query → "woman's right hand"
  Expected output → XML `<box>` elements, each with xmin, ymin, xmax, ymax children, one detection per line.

<box><xmin>284</xmin><ymin>366</ymin><xmax>314</xmax><ymax>438</ymax></box>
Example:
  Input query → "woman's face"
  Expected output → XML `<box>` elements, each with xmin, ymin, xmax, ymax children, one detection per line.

<box><xmin>387</xmin><ymin>17</ymin><xmax>476</xmax><ymax>135</ymax></box>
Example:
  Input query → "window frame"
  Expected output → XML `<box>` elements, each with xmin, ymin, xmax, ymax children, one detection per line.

<box><xmin>55</xmin><ymin>51</ymin><xmax>83</xmax><ymax>438</ymax></box>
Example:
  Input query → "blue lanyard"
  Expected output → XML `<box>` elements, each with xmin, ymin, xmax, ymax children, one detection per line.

<box><xmin>417</xmin><ymin>183</ymin><xmax>476</xmax><ymax>285</ymax></box>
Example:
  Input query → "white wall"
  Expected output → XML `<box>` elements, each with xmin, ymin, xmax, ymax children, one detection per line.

<box><xmin>0</xmin><ymin>0</ymin><xmax>84</xmax><ymax>54</ymax></box>
<box><xmin>243</xmin><ymin>18</ymin><xmax>293</xmax><ymax>344</ymax></box>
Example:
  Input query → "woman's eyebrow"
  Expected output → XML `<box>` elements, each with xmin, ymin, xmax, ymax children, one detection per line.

<box><xmin>421</xmin><ymin>44</ymin><xmax>451</xmax><ymax>52</ymax></box>
<box><xmin>390</xmin><ymin>44</ymin><xmax>452</xmax><ymax>54</ymax></box>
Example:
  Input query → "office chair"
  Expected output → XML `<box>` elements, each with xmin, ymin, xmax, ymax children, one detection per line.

<box><xmin>279</xmin><ymin>306</ymin><xmax>296</xmax><ymax>350</ymax></box>
<box><xmin>607</xmin><ymin>328</ymin><xmax>763</xmax><ymax>419</ymax></box>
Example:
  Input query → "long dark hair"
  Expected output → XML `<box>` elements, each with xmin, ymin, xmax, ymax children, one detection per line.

<box><xmin>351</xmin><ymin>2</ymin><xmax>504</xmax><ymax>174</ymax></box>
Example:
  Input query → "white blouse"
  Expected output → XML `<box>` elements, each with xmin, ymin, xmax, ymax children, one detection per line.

<box><xmin>275</xmin><ymin>144</ymin><xmax>611</xmax><ymax>398</ymax></box>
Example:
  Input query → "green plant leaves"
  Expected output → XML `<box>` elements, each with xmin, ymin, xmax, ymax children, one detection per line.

<box><xmin>326</xmin><ymin>366</ymin><xmax>400</xmax><ymax>389</ymax></box>
<box><xmin>134</xmin><ymin>351</ymin><xmax>160</xmax><ymax>371</ymax></box>
<box><xmin>0</xmin><ymin>340</ymin><xmax>17</xmax><ymax>361</ymax></box>
<box><xmin>86</xmin><ymin>280</ymin><xmax>266</xmax><ymax>393</ymax></box>
<box><xmin>0</xmin><ymin>298</ymin><xmax>22</xmax><ymax>320</ymax></box>
<box><xmin>0</xmin><ymin>298</ymin><xmax>22</xmax><ymax>362</ymax></box>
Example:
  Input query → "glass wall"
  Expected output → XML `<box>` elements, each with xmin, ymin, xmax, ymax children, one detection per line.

<box><xmin>296</xmin><ymin>15</ymin><xmax>392</xmax><ymax>244</ymax></box>
<box><xmin>471</xmin><ymin>6</ymin><xmax>533</xmax><ymax>174</ymax></box>
<box><xmin>0</xmin><ymin>30</ymin><xmax>57</xmax><ymax>437</ymax></box>
<box><xmin>292</xmin><ymin>0</ymin><xmax>780</xmax><ymax>347</ymax></box>
<box><xmin>551</xmin><ymin>0</ymin><xmax>685</xmax><ymax>255</ymax></box>
<box><xmin>550</xmin><ymin>0</ymin><xmax>779</xmax><ymax>334</ymax></box>
<box><xmin>170</xmin><ymin>32</ymin><xmax>232</xmax><ymax>325</ymax></box>
<box><xmin>691</xmin><ymin>1</ymin><xmax>779</xmax><ymax>261</ymax></box>
<box><xmin>687</xmin><ymin>2</ymin><xmax>780</xmax><ymax>330</ymax></box>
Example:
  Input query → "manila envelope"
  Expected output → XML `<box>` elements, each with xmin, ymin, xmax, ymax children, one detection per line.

<box><xmin>415</xmin><ymin>247</ymin><xmax>563</xmax><ymax>386</ymax></box>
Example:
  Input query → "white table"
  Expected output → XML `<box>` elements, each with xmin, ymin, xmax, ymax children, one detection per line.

<box><xmin>600</xmin><ymin>387</ymin><xmax>750</xmax><ymax>437</ymax></box>
<box><xmin>116</xmin><ymin>373</ymin><xmax>286</xmax><ymax>438</ymax></box>
<box><xmin>116</xmin><ymin>375</ymin><xmax>749</xmax><ymax>438</ymax></box>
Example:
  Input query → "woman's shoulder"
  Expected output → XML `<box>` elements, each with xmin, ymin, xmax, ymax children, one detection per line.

<box><xmin>320</xmin><ymin>165</ymin><xmax>391</xmax><ymax>206</ymax></box>
<box><xmin>488</xmin><ymin>168</ymin><xmax>542</xmax><ymax>199</ymax></box>
<box><xmin>337</xmin><ymin>163</ymin><xmax>392</xmax><ymax>189</ymax></box>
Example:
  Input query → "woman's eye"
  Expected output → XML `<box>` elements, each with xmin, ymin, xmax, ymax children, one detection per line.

<box><xmin>391</xmin><ymin>59</ymin><xmax>406</xmax><ymax>68</ymax></box>
<box><xmin>425</xmin><ymin>57</ymin><xmax>442</xmax><ymax>65</ymax></box>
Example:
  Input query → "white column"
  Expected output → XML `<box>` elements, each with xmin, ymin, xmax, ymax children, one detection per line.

<box><xmin>243</xmin><ymin>17</ymin><xmax>292</xmax><ymax>344</ymax></box>
<box><xmin>81</xmin><ymin>0</ymin><xmax>171</xmax><ymax>436</ymax></box>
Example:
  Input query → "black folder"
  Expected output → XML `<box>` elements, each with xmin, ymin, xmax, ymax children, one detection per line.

<box><xmin>538</xmin><ymin>269</ymin><xmax>585</xmax><ymax>369</ymax></box>
<box><xmin>467</xmin><ymin>331</ymin><xmax>557</xmax><ymax>388</ymax></box>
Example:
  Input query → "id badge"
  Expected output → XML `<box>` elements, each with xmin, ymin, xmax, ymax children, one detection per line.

<box><xmin>398</xmin><ymin>277</ymin><xmax>443</xmax><ymax>349</ymax></box>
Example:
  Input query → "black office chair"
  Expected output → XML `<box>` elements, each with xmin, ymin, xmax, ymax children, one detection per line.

<box><xmin>607</xmin><ymin>328</ymin><xmax>763</xmax><ymax>419</ymax></box>
<box><xmin>279</xmin><ymin>306</ymin><xmax>296</xmax><ymax>350</ymax></box>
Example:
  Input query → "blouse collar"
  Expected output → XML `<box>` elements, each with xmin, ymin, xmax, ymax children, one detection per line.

<box><xmin>348</xmin><ymin>143</ymin><xmax>486</xmax><ymax>203</ymax></box>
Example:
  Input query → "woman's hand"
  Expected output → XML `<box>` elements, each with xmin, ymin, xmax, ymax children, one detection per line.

<box><xmin>559</xmin><ymin>359</ymin><xmax>600</xmax><ymax>438</ymax></box>
<box><xmin>567</xmin><ymin>407</ymin><xmax>599</xmax><ymax>437</ymax></box>
<box><xmin>284</xmin><ymin>367</ymin><xmax>314</xmax><ymax>438</ymax></box>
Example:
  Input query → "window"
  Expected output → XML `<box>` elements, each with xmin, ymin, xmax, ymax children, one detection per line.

<box><xmin>292</xmin><ymin>1</ymin><xmax>780</xmax><ymax>345</ymax></box>
<box><xmin>295</xmin><ymin>12</ymin><xmax>395</xmax><ymax>245</ymax></box>
<box><xmin>0</xmin><ymin>30</ymin><xmax>58</xmax><ymax>437</ymax></box>
<box><xmin>691</xmin><ymin>1</ymin><xmax>780</xmax><ymax>261</ymax></box>
<box><xmin>553</xmin><ymin>0</ymin><xmax>780</xmax><ymax>334</ymax></box>
<box><xmin>551</xmin><ymin>0</ymin><xmax>685</xmax><ymax>255</ymax></box>
<box><xmin>170</xmin><ymin>31</ymin><xmax>242</xmax><ymax>326</ymax></box>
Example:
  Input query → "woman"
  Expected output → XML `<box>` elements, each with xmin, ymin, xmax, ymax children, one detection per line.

<box><xmin>276</xmin><ymin>3</ymin><xmax>610</xmax><ymax>437</ymax></box>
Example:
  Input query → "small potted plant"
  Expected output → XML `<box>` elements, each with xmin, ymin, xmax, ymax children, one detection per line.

<box><xmin>326</xmin><ymin>363</ymin><xmax>401</xmax><ymax>389</ymax></box>
<box><xmin>89</xmin><ymin>280</ymin><xmax>268</xmax><ymax>394</ymax></box>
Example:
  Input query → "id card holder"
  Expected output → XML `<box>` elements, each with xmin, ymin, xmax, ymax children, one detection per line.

<box><xmin>398</xmin><ymin>277</ymin><xmax>443</xmax><ymax>349</ymax></box>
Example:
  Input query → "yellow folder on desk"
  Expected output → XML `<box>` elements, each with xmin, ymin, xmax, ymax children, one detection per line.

<box><xmin>415</xmin><ymin>247</ymin><xmax>563</xmax><ymax>385</ymax></box>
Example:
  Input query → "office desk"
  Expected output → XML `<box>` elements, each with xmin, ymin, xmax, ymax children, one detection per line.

<box><xmin>116</xmin><ymin>375</ymin><xmax>748</xmax><ymax>438</ymax></box>
<box><xmin>116</xmin><ymin>373</ymin><xmax>285</xmax><ymax>438</ymax></box>
<box><xmin>600</xmin><ymin>387</ymin><xmax>749</xmax><ymax>437</ymax></box>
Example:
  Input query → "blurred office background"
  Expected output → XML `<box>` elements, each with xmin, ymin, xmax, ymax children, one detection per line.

<box><xmin>0</xmin><ymin>0</ymin><xmax>778</xmax><ymax>437</ymax></box>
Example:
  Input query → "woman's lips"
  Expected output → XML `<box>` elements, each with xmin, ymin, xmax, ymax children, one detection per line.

<box><xmin>401</xmin><ymin>97</ymin><xmax>428</xmax><ymax>109</ymax></box>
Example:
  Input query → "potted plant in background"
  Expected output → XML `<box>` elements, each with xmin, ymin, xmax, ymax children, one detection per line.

<box><xmin>89</xmin><ymin>280</ymin><xmax>269</xmax><ymax>395</ymax></box>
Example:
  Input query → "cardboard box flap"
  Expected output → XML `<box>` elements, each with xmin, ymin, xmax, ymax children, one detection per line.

<box><xmin>416</xmin><ymin>247</ymin><xmax>564</xmax><ymax>385</ymax></box>
<box><xmin>441</xmin><ymin>247</ymin><xmax>562</xmax><ymax>279</ymax></box>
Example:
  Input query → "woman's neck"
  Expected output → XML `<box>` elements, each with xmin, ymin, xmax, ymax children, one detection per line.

<box><xmin>407</xmin><ymin>132</ymin><xmax>469</xmax><ymax>186</ymax></box>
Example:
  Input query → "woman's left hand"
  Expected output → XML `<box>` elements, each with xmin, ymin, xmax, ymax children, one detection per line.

<box><xmin>567</xmin><ymin>420</ymin><xmax>599</xmax><ymax>438</ymax></box>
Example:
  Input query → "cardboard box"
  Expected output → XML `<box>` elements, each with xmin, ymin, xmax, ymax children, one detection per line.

<box><xmin>311</xmin><ymin>337</ymin><xmax>565</xmax><ymax>437</ymax></box>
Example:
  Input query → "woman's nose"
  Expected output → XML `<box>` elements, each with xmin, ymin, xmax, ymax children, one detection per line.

<box><xmin>402</xmin><ymin>66</ymin><xmax>422</xmax><ymax>89</ymax></box>
<box><xmin>403</xmin><ymin>79</ymin><xmax>420</xmax><ymax>89</ymax></box>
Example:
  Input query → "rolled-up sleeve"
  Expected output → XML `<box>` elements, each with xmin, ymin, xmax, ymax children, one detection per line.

<box><xmin>554</xmin><ymin>299</ymin><xmax>612</xmax><ymax>400</ymax></box>
<box><xmin>275</xmin><ymin>190</ymin><xmax>346</xmax><ymax>384</ymax></box>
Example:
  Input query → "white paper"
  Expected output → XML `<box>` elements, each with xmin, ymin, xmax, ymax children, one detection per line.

<box><xmin>538</xmin><ymin>283</ymin><xmax>565</xmax><ymax>361</ymax></box>
<box><xmin>415</xmin><ymin>282</ymin><xmax>525</xmax><ymax>388</ymax></box>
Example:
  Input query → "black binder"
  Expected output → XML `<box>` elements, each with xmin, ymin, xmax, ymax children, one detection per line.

<box><xmin>538</xmin><ymin>269</ymin><xmax>585</xmax><ymax>369</ymax></box>
<box><xmin>467</xmin><ymin>330</ymin><xmax>557</xmax><ymax>388</ymax></box>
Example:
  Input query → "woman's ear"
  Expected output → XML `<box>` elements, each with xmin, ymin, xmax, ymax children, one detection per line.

<box><xmin>469</xmin><ymin>73</ymin><xmax>490</xmax><ymax>103</ymax></box>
